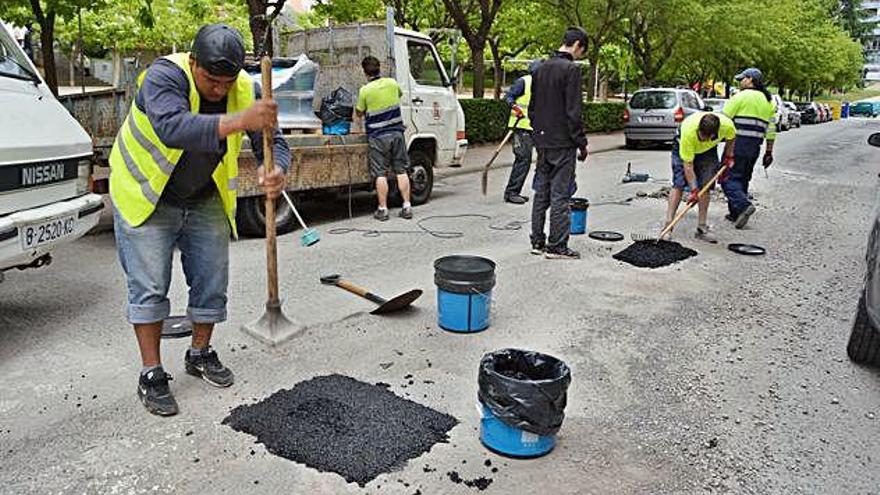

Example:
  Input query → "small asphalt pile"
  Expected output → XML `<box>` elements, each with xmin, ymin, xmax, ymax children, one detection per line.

<box><xmin>222</xmin><ymin>374</ymin><xmax>458</xmax><ymax>487</ymax></box>
<box><xmin>613</xmin><ymin>240</ymin><xmax>698</xmax><ymax>268</ymax></box>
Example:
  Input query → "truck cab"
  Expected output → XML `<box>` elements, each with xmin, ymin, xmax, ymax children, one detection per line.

<box><xmin>0</xmin><ymin>21</ymin><xmax>104</xmax><ymax>281</ymax></box>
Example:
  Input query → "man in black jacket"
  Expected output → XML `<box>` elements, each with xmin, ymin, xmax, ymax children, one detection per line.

<box><xmin>528</xmin><ymin>27</ymin><xmax>588</xmax><ymax>260</ymax></box>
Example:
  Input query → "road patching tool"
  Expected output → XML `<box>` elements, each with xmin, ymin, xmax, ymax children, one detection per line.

<box><xmin>280</xmin><ymin>190</ymin><xmax>320</xmax><ymax>246</ymax></box>
<box><xmin>320</xmin><ymin>274</ymin><xmax>422</xmax><ymax>315</ymax></box>
<box><xmin>242</xmin><ymin>55</ymin><xmax>302</xmax><ymax>345</ymax></box>
<box><xmin>622</xmin><ymin>162</ymin><xmax>650</xmax><ymax>183</ymax></box>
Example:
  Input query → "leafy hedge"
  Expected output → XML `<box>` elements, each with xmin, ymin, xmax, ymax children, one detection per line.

<box><xmin>459</xmin><ymin>99</ymin><xmax>510</xmax><ymax>144</ymax></box>
<box><xmin>459</xmin><ymin>99</ymin><xmax>626</xmax><ymax>143</ymax></box>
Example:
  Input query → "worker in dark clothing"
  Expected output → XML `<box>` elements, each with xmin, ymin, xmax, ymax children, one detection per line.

<box><xmin>528</xmin><ymin>27</ymin><xmax>589</xmax><ymax>260</ymax></box>
<box><xmin>109</xmin><ymin>24</ymin><xmax>290</xmax><ymax>416</ymax></box>
<box><xmin>502</xmin><ymin>59</ymin><xmax>542</xmax><ymax>204</ymax></box>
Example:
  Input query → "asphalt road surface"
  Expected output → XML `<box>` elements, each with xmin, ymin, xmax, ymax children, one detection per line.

<box><xmin>2</xmin><ymin>117</ymin><xmax>880</xmax><ymax>494</ymax></box>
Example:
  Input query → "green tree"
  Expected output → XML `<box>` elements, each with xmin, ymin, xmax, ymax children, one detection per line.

<box><xmin>440</xmin><ymin>0</ymin><xmax>503</xmax><ymax>98</ymax></box>
<box><xmin>0</xmin><ymin>0</ymin><xmax>108</xmax><ymax>95</ymax></box>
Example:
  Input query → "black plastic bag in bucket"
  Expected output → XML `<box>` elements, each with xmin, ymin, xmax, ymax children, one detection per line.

<box><xmin>478</xmin><ymin>349</ymin><xmax>571</xmax><ymax>437</ymax></box>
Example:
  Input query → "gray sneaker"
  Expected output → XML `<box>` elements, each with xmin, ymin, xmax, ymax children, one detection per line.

<box><xmin>399</xmin><ymin>206</ymin><xmax>413</xmax><ymax>219</ymax></box>
<box><xmin>185</xmin><ymin>348</ymin><xmax>235</xmax><ymax>388</ymax></box>
<box><xmin>695</xmin><ymin>225</ymin><xmax>718</xmax><ymax>244</ymax></box>
<box><xmin>734</xmin><ymin>205</ymin><xmax>756</xmax><ymax>230</ymax></box>
<box><xmin>374</xmin><ymin>209</ymin><xmax>390</xmax><ymax>221</ymax></box>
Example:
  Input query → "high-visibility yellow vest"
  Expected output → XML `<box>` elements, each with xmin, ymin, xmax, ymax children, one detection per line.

<box><xmin>508</xmin><ymin>75</ymin><xmax>532</xmax><ymax>131</ymax></box>
<box><xmin>109</xmin><ymin>52</ymin><xmax>254</xmax><ymax>237</ymax></box>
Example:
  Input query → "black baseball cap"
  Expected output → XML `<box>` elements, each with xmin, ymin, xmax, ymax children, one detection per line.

<box><xmin>191</xmin><ymin>24</ymin><xmax>245</xmax><ymax>77</ymax></box>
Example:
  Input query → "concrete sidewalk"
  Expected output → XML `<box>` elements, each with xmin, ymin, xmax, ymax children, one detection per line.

<box><xmin>437</xmin><ymin>130</ymin><xmax>624</xmax><ymax>180</ymax></box>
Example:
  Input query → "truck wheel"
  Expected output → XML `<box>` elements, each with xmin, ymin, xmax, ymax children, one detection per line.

<box><xmin>408</xmin><ymin>149</ymin><xmax>434</xmax><ymax>205</ymax></box>
<box><xmin>847</xmin><ymin>294</ymin><xmax>880</xmax><ymax>365</ymax></box>
<box><xmin>625</xmin><ymin>138</ymin><xmax>636</xmax><ymax>150</ymax></box>
<box><xmin>235</xmin><ymin>196</ymin><xmax>297</xmax><ymax>238</ymax></box>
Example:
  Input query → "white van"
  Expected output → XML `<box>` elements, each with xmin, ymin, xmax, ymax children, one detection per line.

<box><xmin>0</xmin><ymin>21</ymin><xmax>103</xmax><ymax>281</ymax></box>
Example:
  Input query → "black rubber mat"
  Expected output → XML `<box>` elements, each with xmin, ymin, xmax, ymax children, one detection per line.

<box><xmin>728</xmin><ymin>243</ymin><xmax>766</xmax><ymax>255</ymax></box>
<box><xmin>613</xmin><ymin>240</ymin><xmax>698</xmax><ymax>268</ymax></box>
<box><xmin>222</xmin><ymin>374</ymin><xmax>458</xmax><ymax>486</ymax></box>
<box><xmin>588</xmin><ymin>231</ymin><xmax>625</xmax><ymax>242</ymax></box>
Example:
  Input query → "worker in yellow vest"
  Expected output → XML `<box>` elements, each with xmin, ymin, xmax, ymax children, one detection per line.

<box><xmin>502</xmin><ymin>60</ymin><xmax>541</xmax><ymax>204</ymax></box>
<box><xmin>109</xmin><ymin>24</ymin><xmax>290</xmax><ymax>416</ymax></box>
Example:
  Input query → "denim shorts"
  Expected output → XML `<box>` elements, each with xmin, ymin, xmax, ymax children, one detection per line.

<box><xmin>671</xmin><ymin>136</ymin><xmax>720</xmax><ymax>190</ymax></box>
<box><xmin>113</xmin><ymin>193</ymin><xmax>231</xmax><ymax>325</ymax></box>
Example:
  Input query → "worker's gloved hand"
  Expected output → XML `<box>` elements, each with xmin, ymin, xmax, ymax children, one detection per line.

<box><xmin>687</xmin><ymin>188</ymin><xmax>700</xmax><ymax>204</ymax></box>
<box><xmin>722</xmin><ymin>155</ymin><xmax>735</xmax><ymax>170</ymax></box>
<box><xmin>719</xmin><ymin>155</ymin><xmax>734</xmax><ymax>182</ymax></box>
<box><xmin>762</xmin><ymin>152</ymin><xmax>774</xmax><ymax>169</ymax></box>
<box><xmin>240</xmin><ymin>99</ymin><xmax>279</xmax><ymax>132</ymax></box>
<box><xmin>577</xmin><ymin>145</ymin><xmax>589</xmax><ymax>162</ymax></box>
<box><xmin>258</xmin><ymin>165</ymin><xmax>286</xmax><ymax>199</ymax></box>
<box><xmin>512</xmin><ymin>105</ymin><xmax>525</xmax><ymax>119</ymax></box>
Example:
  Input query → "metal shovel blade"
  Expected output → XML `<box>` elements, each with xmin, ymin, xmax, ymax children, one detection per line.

<box><xmin>371</xmin><ymin>289</ymin><xmax>423</xmax><ymax>315</ymax></box>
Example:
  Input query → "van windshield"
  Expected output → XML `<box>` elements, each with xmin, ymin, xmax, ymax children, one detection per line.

<box><xmin>630</xmin><ymin>91</ymin><xmax>677</xmax><ymax>109</ymax></box>
<box><xmin>0</xmin><ymin>26</ymin><xmax>39</xmax><ymax>82</ymax></box>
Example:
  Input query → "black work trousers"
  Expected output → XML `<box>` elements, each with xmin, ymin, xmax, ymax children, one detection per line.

<box><xmin>504</xmin><ymin>129</ymin><xmax>534</xmax><ymax>198</ymax></box>
<box><xmin>530</xmin><ymin>147</ymin><xmax>577</xmax><ymax>250</ymax></box>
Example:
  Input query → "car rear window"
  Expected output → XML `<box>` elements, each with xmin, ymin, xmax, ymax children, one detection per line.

<box><xmin>630</xmin><ymin>91</ymin><xmax>677</xmax><ymax>110</ymax></box>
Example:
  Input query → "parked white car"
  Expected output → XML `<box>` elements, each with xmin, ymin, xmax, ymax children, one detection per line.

<box><xmin>0</xmin><ymin>21</ymin><xmax>103</xmax><ymax>281</ymax></box>
<box><xmin>772</xmin><ymin>94</ymin><xmax>790</xmax><ymax>131</ymax></box>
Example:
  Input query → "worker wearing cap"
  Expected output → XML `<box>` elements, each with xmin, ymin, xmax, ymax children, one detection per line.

<box><xmin>720</xmin><ymin>67</ymin><xmax>776</xmax><ymax>229</ymax></box>
<box><xmin>502</xmin><ymin>60</ymin><xmax>541</xmax><ymax>205</ymax></box>
<box><xmin>665</xmin><ymin>112</ymin><xmax>736</xmax><ymax>243</ymax></box>
<box><xmin>109</xmin><ymin>23</ymin><xmax>290</xmax><ymax>416</ymax></box>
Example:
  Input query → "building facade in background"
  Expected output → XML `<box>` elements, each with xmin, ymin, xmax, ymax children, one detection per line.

<box><xmin>864</xmin><ymin>1</ymin><xmax>880</xmax><ymax>81</ymax></box>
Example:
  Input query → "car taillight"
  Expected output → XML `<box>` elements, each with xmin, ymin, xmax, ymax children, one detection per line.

<box><xmin>623</xmin><ymin>108</ymin><xmax>630</xmax><ymax>123</ymax></box>
<box><xmin>674</xmin><ymin>107</ymin><xmax>684</xmax><ymax>123</ymax></box>
<box><xmin>456</xmin><ymin>130</ymin><xmax>466</xmax><ymax>140</ymax></box>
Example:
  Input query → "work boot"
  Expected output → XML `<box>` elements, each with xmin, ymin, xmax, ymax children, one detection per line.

<box><xmin>399</xmin><ymin>206</ymin><xmax>413</xmax><ymax>219</ymax></box>
<box><xmin>138</xmin><ymin>367</ymin><xmax>178</xmax><ymax>417</ymax></box>
<box><xmin>545</xmin><ymin>247</ymin><xmax>581</xmax><ymax>260</ymax></box>
<box><xmin>725</xmin><ymin>213</ymin><xmax>736</xmax><ymax>222</ymax></box>
<box><xmin>530</xmin><ymin>239</ymin><xmax>545</xmax><ymax>255</ymax></box>
<box><xmin>734</xmin><ymin>205</ymin><xmax>756</xmax><ymax>230</ymax></box>
<box><xmin>374</xmin><ymin>209</ymin><xmax>389</xmax><ymax>221</ymax></box>
<box><xmin>185</xmin><ymin>348</ymin><xmax>235</xmax><ymax>388</ymax></box>
<box><xmin>504</xmin><ymin>194</ymin><xmax>529</xmax><ymax>204</ymax></box>
<box><xmin>695</xmin><ymin>225</ymin><xmax>718</xmax><ymax>244</ymax></box>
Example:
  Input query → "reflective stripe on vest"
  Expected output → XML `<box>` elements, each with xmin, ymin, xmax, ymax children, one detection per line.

<box><xmin>508</xmin><ymin>75</ymin><xmax>532</xmax><ymax>131</ymax></box>
<box><xmin>108</xmin><ymin>52</ymin><xmax>254</xmax><ymax>237</ymax></box>
<box><xmin>733</xmin><ymin>116</ymin><xmax>769</xmax><ymax>139</ymax></box>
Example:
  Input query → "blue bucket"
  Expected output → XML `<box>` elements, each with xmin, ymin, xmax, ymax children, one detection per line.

<box><xmin>323</xmin><ymin>121</ymin><xmax>351</xmax><ymax>135</ymax></box>
<box><xmin>480</xmin><ymin>403</ymin><xmax>556</xmax><ymax>457</ymax></box>
<box><xmin>434</xmin><ymin>255</ymin><xmax>496</xmax><ymax>333</ymax></box>
<box><xmin>570</xmin><ymin>197</ymin><xmax>589</xmax><ymax>235</ymax></box>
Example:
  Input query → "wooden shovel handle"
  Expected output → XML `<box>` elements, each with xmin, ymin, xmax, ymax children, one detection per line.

<box><xmin>261</xmin><ymin>56</ymin><xmax>279</xmax><ymax>303</ymax></box>
<box><xmin>336</xmin><ymin>279</ymin><xmax>387</xmax><ymax>305</ymax></box>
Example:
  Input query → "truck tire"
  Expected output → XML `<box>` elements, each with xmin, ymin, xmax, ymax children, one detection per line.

<box><xmin>847</xmin><ymin>294</ymin><xmax>880</xmax><ymax>365</ymax></box>
<box><xmin>235</xmin><ymin>196</ymin><xmax>297</xmax><ymax>238</ymax></box>
<box><xmin>408</xmin><ymin>149</ymin><xmax>434</xmax><ymax>205</ymax></box>
<box><xmin>625</xmin><ymin>138</ymin><xmax>636</xmax><ymax>149</ymax></box>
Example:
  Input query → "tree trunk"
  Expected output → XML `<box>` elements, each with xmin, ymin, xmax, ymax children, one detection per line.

<box><xmin>488</xmin><ymin>39</ymin><xmax>502</xmax><ymax>100</ymax></box>
<box><xmin>69</xmin><ymin>49</ymin><xmax>75</xmax><ymax>87</ymax></box>
<box><xmin>471</xmin><ymin>43</ymin><xmax>486</xmax><ymax>99</ymax></box>
<box><xmin>112</xmin><ymin>51</ymin><xmax>122</xmax><ymax>87</ymax></box>
<box><xmin>586</xmin><ymin>52</ymin><xmax>600</xmax><ymax>102</ymax></box>
<box><xmin>40</xmin><ymin>13</ymin><xmax>58</xmax><ymax>96</ymax></box>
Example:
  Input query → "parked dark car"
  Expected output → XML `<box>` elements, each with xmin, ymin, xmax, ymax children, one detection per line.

<box><xmin>846</xmin><ymin>132</ymin><xmax>880</xmax><ymax>365</ymax></box>
<box><xmin>796</xmin><ymin>102</ymin><xmax>819</xmax><ymax>124</ymax></box>
<box><xmin>851</xmin><ymin>101</ymin><xmax>880</xmax><ymax>118</ymax></box>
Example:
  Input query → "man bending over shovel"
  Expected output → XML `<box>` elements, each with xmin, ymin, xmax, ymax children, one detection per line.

<box><xmin>109</xmin><ymin>24</ymin><xmax>290</xmax><ymax>416</ymax></box>
<box><xmin>665</xmin><ymin>112</ymin><xmax>736</xmax><ymax>243</ymax></box>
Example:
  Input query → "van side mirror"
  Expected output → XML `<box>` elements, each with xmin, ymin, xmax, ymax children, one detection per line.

<box><xmin>869</xmin><ymin>133</ymin><xmax>880</xmax><ymax>148</ymax></box>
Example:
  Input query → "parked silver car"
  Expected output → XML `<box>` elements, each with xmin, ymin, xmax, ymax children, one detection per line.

<box><xmin>704</xmin><ymin>98</ymin><xmax>728</xmax><ymax>113</ymax></box>
<box><xmin>624</xmin><ymin>88</ymin><xmax>708</xmax><ymax>148</ymax></box>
